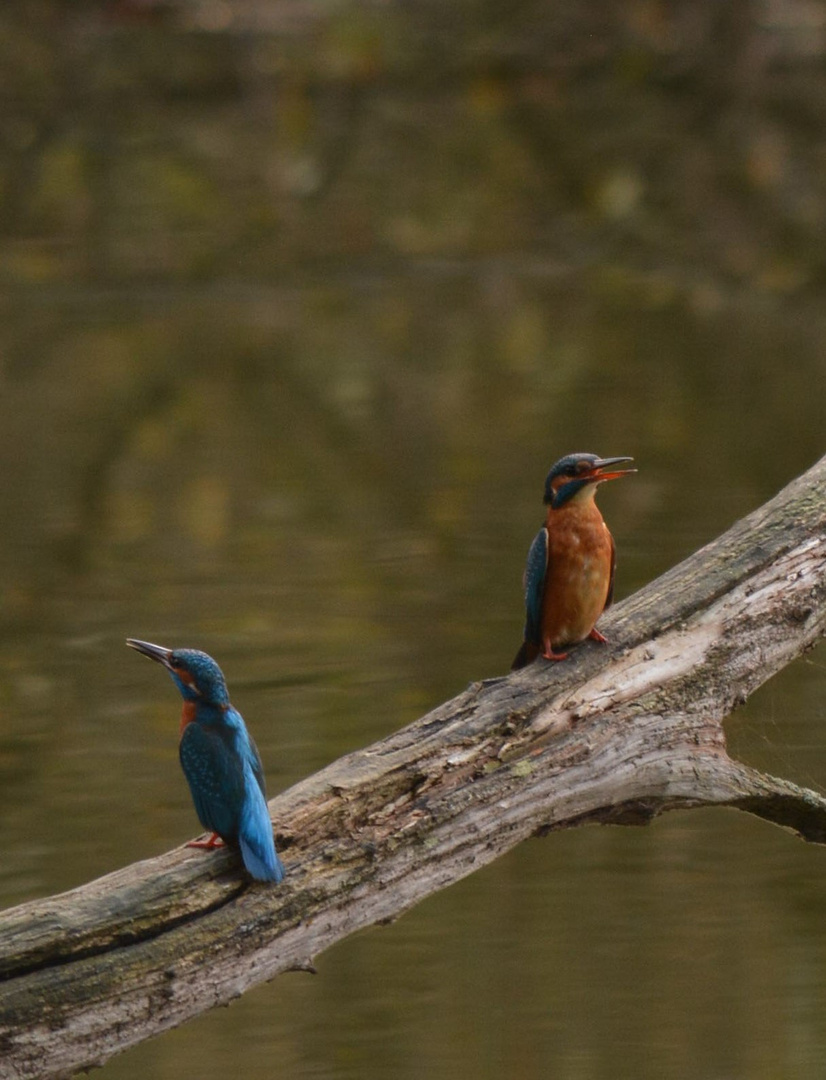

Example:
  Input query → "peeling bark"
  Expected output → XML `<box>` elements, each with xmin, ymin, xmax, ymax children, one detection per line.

<box><xmin>1</xmin><ymin>455</ymin><xmax>825</xmax><ymax>1080</ymax></box>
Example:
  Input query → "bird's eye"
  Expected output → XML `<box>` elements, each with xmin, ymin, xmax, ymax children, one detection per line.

<box><xmin>172</xmin><ymin>665</ymin><xmax>198</xmax><ymax>689</ymax></box>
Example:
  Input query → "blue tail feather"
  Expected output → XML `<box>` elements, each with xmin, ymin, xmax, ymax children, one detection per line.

<box><xmin>239</xmin><ymin>775</ymin><xmax>285</xmax><ymax>883</ymax></box>
<box><xmin>239</xmin><ymin>834</ymin><xmax>285</xmax><ymax>883</ymax></box>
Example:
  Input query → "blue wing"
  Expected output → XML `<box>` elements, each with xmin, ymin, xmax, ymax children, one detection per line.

<box><xmin>605</xmin><ymin>533</ymin><xmax>617</xmax><ymax>610</ymax></box>
<box><xmin>229</xmin><ymin>709</ymin><xmax>284</xmax><ymax>882</ymax></box>
<box><xmin>523</xmin><ymin>527</ymin><xmax>549</xmax><ymax>646</ymax></box>
<box><xmin>181</xmin><ymin>711</ymin><xmax>285</xmax><ymax>883</ymax></box>
<box><xmin>223</xmin><ymin>708</ymin><xmax>284</xmax><ymax>883</ymax></box>
<box><xmin>238</xmin><ymin>772</ymin><xmax>285</xmax><ymax>883</ymax></box>
<box><xmin>179</xmin><ymin>722</ymin><xmax>245</xmax><ymax>841</ymax></box>
<box><xmin>243</xmin><ymin>727</ymin><xmax>267</xmax><ymax>799</ymax></box>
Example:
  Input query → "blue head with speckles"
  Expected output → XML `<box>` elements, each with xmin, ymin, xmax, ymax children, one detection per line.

<box><xmin>126</xmin><ymin>640</ymin><xmax>230</xmax><ymax>706</ymax></box>
<box><xmin>543</xmin><ymin>453</ymin><xmax>635</xmax><ymax>509</ymax></box>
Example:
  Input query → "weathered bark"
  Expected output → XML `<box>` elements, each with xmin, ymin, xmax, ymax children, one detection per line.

<box><xmin>2</xmin><ymin>455</ymin><xmax>826</xmax><ymax>1079</ymax></box>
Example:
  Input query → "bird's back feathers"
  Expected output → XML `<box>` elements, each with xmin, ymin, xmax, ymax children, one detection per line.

<box><xmin>179</xmin><ymin>707</ymin><xmax>283</xmax><ymax>882</ymax></box>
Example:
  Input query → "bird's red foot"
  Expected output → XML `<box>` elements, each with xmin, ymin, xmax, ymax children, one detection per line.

<box><xmin>187</xmin><ymin>832</ymin><xmax>224</xmax><ymax>850</ymax></box>
<box><xmin>589</xmin><ymin>628</ymin><xmax>607</xmax><ymax>643</ymax></box>
<box><xmin>542</xmin><ymin>643</ymin><xmax>569</xmax><ymax>661</ymax></box>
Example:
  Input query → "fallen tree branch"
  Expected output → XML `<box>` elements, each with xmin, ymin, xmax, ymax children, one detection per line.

<box><xmin>2</xmin><ymin>455</ymin><xmax>825</xmax><ymax>1079</ymax></box>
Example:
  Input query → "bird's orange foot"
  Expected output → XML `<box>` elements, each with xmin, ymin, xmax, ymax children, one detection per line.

<box><xmin>542</xmin><ymin>645</ymin><xmax>569</xmax><ymax>661</ymax></box>
<box><xmin>589</xmin><ymin>628</ymin><xmax>607</xmax><ymax>643</ymax></box>
<box><xmin>187</xmin><ymin>832</ymin><xmax>224</xmax><ymax>850</ymax></box>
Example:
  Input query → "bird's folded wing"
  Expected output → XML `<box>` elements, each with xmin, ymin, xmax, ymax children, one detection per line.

<box><xmin>179</xmin><ymin>723</ymin><xmax>246</xmax><ymax>840</ymax></box>
<box><xmin>523</xmin><ymin>526</ymin><xmax>549</xmax><ymax>645</ymax></box>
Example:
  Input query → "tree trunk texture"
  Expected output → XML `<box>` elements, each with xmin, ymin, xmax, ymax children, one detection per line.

<box><xmin>2</xmin><ymin>455</ymin><xmax>826</xmax><ymax>1079</ymax></box>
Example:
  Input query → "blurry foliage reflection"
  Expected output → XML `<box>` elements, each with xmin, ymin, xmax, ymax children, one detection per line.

<box><xmin>1</xmin><ymin>3</ymin><xmax>826</xmax><ymax>285</ymax></box>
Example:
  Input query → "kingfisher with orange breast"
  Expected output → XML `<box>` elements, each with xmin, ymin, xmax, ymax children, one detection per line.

<box><xmin>126</xmin><ymin>639</ymin><xmax>285</xmax><ymax>882</ymax></box>
<box><xmin>511</xmin><ymin>453</ymin><xmax>636</xmax><ymax>668</ymax></box>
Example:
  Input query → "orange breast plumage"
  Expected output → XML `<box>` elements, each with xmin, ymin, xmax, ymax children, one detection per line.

<box><xmin>541</xmin><ymin>505</ymin><xmax>613</xmax><ymax>648</ymax></box>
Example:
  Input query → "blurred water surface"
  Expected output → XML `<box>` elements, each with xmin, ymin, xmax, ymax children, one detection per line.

<box><xmin>1</xmin><ymin>5</ymin><xmax>826</xmax><ymax>1079</ymax></box>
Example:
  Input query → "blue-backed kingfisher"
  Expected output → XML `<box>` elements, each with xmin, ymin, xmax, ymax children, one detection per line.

<box><xmin>511</xmin><ymin>453</ymin><xmax>636</xmax><ymax>668</ymax></box>
<box><xmin>126</xmin><ymin>639</ymin><xmax>285</xmax><ymax>883</ymax></box>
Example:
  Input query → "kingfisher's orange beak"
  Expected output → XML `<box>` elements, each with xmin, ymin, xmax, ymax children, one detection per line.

<box><xmin>583</xmin><ymin>457</ymin><xmax>636</xmax><ymax>484</ymax></box>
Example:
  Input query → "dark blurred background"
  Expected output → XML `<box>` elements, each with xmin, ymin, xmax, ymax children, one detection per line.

<box><xmin>1</xmin><ymin>2</ymin><xmax>825</xmax><ymax>1077</ymax></box>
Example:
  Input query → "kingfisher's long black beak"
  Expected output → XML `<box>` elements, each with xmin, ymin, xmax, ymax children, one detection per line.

<box><xmin>126</xmin><ymin>638</ymin><xmax>174</xmax><ymax>668</ymax></box>
<box><xmin>584</xmin><ymin>456</ymin><xmax>636</xmax><ymax>484</ymax></box>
